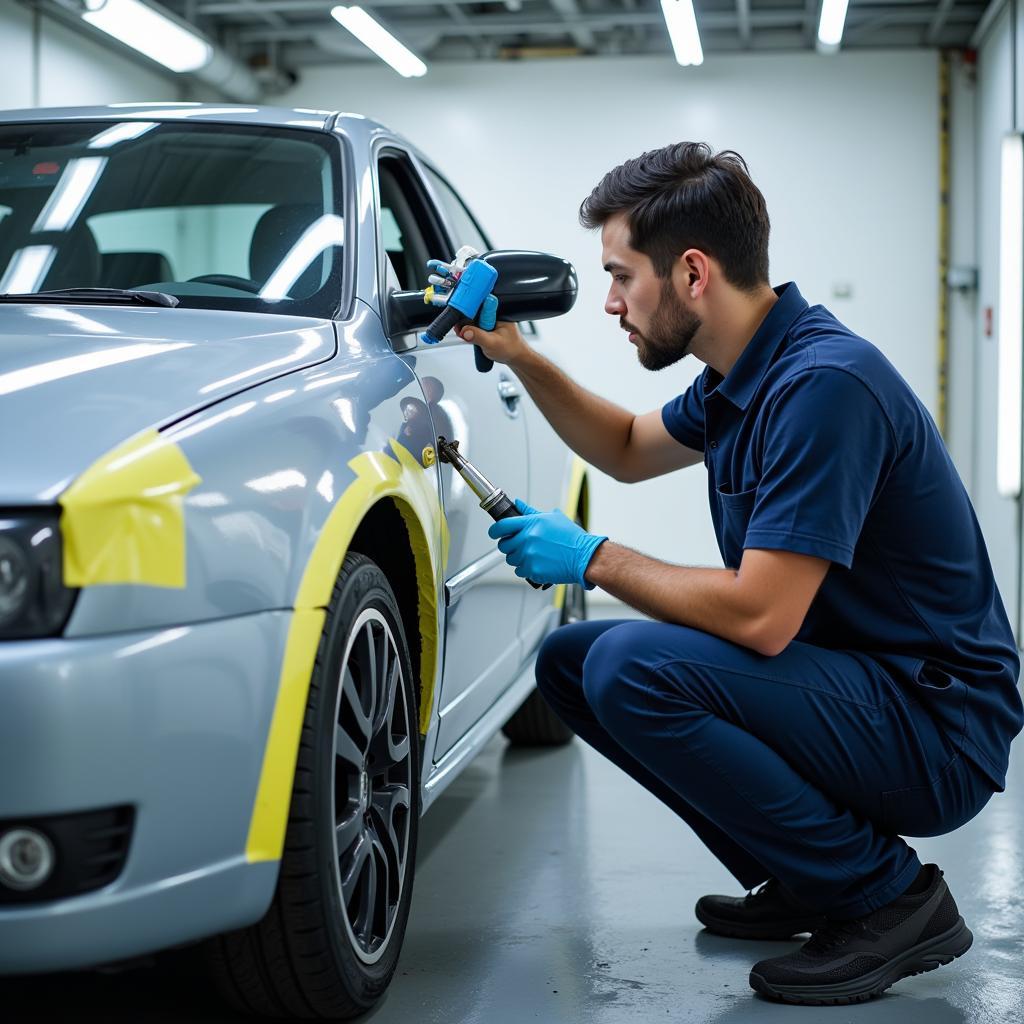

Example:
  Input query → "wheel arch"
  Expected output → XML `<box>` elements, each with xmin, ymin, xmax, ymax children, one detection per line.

<box><xmin>245</xmin><ymin>442</ymin><xmax>445</xmax><ymax>865</ymax></box>
<box><xmin>553</xmin><ymin>456</ymin><xmax>589</xmax><ymax>612</ymax></box>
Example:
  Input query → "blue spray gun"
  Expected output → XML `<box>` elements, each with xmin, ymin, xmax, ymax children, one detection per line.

<box><xmin>419</xmin><ymin>245</ymin><xmax>500</xmax><ymax>372</ymax></box>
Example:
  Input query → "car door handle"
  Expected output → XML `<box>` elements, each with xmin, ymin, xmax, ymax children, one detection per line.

<box><xmin>497</xmin><ymin>379</ymin><xmax>521</xmax><ymax>404</ymax></box>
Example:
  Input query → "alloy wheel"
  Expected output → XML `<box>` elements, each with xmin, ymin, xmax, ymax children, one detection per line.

<box><xmin>331</xmin><ymin>608</ymin><xmax>412</xmax><ymax>965</ymax></box>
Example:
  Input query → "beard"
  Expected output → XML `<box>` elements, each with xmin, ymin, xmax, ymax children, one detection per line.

<box><xmin>624</xmin><ymin>279</ymin><xmax>702</xmax><ymax>371</ymax></box>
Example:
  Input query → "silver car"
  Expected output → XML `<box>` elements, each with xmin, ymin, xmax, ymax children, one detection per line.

<box><xmin>0</xmin><ymin>105</ymin><xmax>589</xmax><ymax>1018</ymax></box>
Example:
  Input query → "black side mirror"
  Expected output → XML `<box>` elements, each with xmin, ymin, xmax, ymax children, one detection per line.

<box><xmin>386</xmin><ymin>249</ymin><xmax>578</xmax><ymax>338</ymax></box>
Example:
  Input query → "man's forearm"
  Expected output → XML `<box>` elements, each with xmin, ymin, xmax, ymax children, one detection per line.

<box><xmin>583</xmin><ymin>541</ymin><xmax>769</xmax><ymax>654</ymax></box>
<box><xmin>508</xmin><ymin>346</ymin><xmax>635</xmax><ymax>481</ymax></box>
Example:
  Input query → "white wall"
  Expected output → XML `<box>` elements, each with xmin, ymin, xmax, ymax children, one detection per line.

<box><xmin>282</xmin><ymin>51</ymin><xmax>940</xmax><ymax>586</ymax></box>
<box><xmin>0</xmin><ymin>2</ymin><xmax>179</xmax><ymax>110</ymax></box>
<box><xmin>947</xmin><ymin>52</ymin><xmax>979</xmax><ymax>493</ymax></box>
<box><xmin>0</xmin><ymin>16</ymin><xmax>950</xmax><ymax>598</ymax></box>
<box><xmin>954</xmin><ymin>2</ymin><xmax>1024</xmax><ymax>640</ymax></box>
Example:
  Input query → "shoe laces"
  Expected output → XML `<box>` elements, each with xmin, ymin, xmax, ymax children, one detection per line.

<box><xmin>804</xmin><ymin>916</ymin><xmax>878</xmax><ymax>955</ymax></box>
<box><xmin>744</xmin><ymin>878</ymin><xmax>778</xmax><ymax>903</ymax></box>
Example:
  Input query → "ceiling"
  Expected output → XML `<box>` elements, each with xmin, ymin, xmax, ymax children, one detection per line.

<box><xmin>162</xmin><ymin>0</ymin><xmax>996</xmax><ymax>65</ymax></box>
<box><xmin>32</xmin><ymin>0</ymin><xmax>1002</xmax><ymax>94</ymax></box>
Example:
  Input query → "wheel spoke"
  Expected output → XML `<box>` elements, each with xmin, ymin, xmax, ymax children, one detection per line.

<box><xmin>362</xmin><ymin>622</ymin><xmax>378</xmax><ymax>728</ymax></box>
<box><xmin>365</xmin><ymin>820</ymin><xmax>392</xmax><ymax>916</ymax></box>
<box><xmin>352</xmin><ymin>835</ymin><xmax>380</xmax><ymax>944</ymax></box>
<box><xmin>387</xmin><ymin>731</ymin><xmax>410</xmax><ymax>769</ymax></box>
<box><xmin>370</xmin><ymin>653</ymin><xmax>409</xmax><ymax>769</ymax></box>
<box><xmin>335</xmin><ymin>809</ymin><xmax>362</xmax><ymax>856</ymax></box>
<box><xmin>340</xmin><ymin>830</ymin><xmax>371</xmax><ymax>908</ymax></box>
<box><xmin>370</xmin><ymin>783</ymin><xmax>409</xmax><ymax>872</ymax></box>
<box><xmin>341</xmin><ymin>665</ymin><xmax>371</xmax><ymax>745</ymax></box>
<box><xmin>335</xmin><ymin>723</ymin><xmax>364</xmax><ymax>770</ymax></box>
<box><xmin>374</xmin><ymin>634</ymin><xmax>390</xmax><ymax>733</ymax></box>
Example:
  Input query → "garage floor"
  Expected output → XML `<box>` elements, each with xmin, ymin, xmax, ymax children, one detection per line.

<box><xmin>4</xmin><ymin>602</ymin><xmax>1023</xmax><ymax>1023</ymax></box>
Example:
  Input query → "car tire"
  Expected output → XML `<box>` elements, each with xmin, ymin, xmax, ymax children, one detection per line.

<box><xmin>501</xmin><ymin>519</ymin><xmax>588</xmax><ymax>748</ymax></box>
<box><xmin>204</xmin><ymin>552</ymin><xmax>420</xmax><ymax>1019</ymax></box>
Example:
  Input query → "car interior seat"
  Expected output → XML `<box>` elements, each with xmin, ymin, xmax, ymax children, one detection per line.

<box><xmin>99</xmin><ymin>251</ymin><xmax>173</xmax><ymax>289</ymax></box>
<box><xmin>249</xmin><ymin>203</ymin><xmax>331</xmax><ymax>298</ymax></box>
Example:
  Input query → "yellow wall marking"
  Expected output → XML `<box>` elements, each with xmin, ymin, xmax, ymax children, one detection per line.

<box><xmin>58</xmin><ymin>429</ymin><xmax>202</xmax><ymax>589</ymax></box>
<box><xmin>246</xmin><ymin>437</ymin><xmax>448</xmax><ymax>864</ymax></box>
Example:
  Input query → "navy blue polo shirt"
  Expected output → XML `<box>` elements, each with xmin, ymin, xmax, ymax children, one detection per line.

<box><xmin>662</xmin><ymin>282</ymin><xmax>1023</xmax><ymax>790</ymax></box>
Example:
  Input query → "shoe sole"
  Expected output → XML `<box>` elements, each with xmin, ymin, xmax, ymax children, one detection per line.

<box><xmin>694</xmin><ymin>901</ymin><xmax>827</xmax><ymax>940</ymax></box>
<box><xmin>748</xmin><ymin>916</ymin><xmax>974</xmax><ymax>1005</ymax></box>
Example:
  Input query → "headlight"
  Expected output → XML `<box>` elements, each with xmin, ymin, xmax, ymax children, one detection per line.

<box><xmin>0</xmin><ymin>513</ymin><xmax>78</xmax><ymax>639</ymax></box>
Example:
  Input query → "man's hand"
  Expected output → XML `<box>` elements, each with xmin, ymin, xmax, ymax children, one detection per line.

<box><xmin>455</xmin><ymin>321</ymin><xmax>529</xmax><ymax>367</ymax></box>
<box><xmin>488</xmin><ymin>499</ymin><xmax>608</xmax><ymax>588</ymax></box>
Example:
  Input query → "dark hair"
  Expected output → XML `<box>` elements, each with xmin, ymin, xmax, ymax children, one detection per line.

<box><xmin>579</xmin><ymin>142</ymin><xmax>770</xmax><ymax>291</ymax></box>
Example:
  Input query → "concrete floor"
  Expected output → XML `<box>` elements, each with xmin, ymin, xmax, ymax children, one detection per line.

<box><xmin>4</xmin><ymin>603</ymin><xmax>1023</xmax><ymax>1023</ymax></box>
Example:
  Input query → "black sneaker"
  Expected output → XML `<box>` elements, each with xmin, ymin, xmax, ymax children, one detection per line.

<box><xmin>748</xmin><ymin>864</ymin><xmax>972</xmax><ymax>1005</ymax></box>
<box><xmin>695</xmin><ymin>877</ymin><xmax>828</xmax><ymax>939</ymax></box>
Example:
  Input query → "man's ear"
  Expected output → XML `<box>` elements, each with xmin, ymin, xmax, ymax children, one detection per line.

<box><xmin>679</xmin><ymin>249</ymin><xmax>710</xmax><ymax>299</ymax></box>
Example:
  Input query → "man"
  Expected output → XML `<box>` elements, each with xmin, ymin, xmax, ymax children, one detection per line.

<box><xmin>453</xmin><ymin>142</ymin><xmax>1023</xmax><ymax>1005</ymax></box>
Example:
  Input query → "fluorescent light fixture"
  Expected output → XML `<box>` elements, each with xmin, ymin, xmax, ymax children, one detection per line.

<box><xmin>330</xmin><ymin>6</ymin><xmax>427</xmax><ymax>77</ymax></box>
<box><xmin>260</xmin><ymin>215</ymin><xmax>345</xmax><ymax>300</ymax></box>
<box><xmin>998</xmin><ymin>134</ymin><xmax>1024</xmax><ymax>498</ymax></box>
<box><xmin>0</xmin><ymin>246</ymin><xmax>57</xmax><ymax>295</ymax></box>
<box><xmin>87</xmin><ymin>121</ymin><xmax>158</xmax><ymax>149</ymax></box>
<box><xmin>817</xmin><ymin>0</ymin><xmax>850</xmax><ymax>52</ymax></box>
<box><xmin>660</xmin><ymin>0</ymin><xmax>703</xmax><ymax>67</ymax></box>
<box><xmin>82</xmin><ymin>0</ymin><xmax>213</xmax><ymax>73</ymax></box>
<box><xmin>32</xmin><ymin>157</ymin><xmax>108</xmax><ymax>232</ymax></box>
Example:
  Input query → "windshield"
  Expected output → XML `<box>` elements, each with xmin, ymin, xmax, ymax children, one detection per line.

<box><xmin>0</xmin><ymin>121</ymin><xmax>346</xmax><ymax>317</ymax></box>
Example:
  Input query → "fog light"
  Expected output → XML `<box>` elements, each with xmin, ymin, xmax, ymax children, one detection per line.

<box><xmin>0</xmin><ymin>828</ymin><xmax>56</xmax><ymax>891</ymax></box>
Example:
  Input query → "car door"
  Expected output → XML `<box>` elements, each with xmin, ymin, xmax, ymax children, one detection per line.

<box><xmin>374</xmin><ymin>147</ymin><xmax>528</xmax><ymax>761</ymax></box>
<box><xmin>421</xmin><ymin>163</ymin><xmax>568</xmax><ymax>658</ymax></box>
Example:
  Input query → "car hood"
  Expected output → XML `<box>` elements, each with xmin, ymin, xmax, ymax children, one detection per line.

<box><xmin>0</xmin><ymin>304</ymin><xmax>336</xmax><ymax>503</ymax></box>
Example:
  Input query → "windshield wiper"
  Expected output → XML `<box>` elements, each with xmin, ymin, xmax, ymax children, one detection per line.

<box><xmin>0</xmin><ymin>287</ymin><xmax>179</xmax><ymax>307</ymax></box>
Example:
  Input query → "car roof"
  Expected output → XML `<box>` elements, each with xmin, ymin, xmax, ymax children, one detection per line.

<box><xmin>0</xmin><ymin>103</ymin><xmax>390</xmax><ymax>135</ymax></box>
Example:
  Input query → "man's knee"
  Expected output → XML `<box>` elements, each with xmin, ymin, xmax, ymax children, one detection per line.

<box><xmin>581</xmin><ymin>622</ymin><xmax>734</xmax><ymax>724</ymax></box>
<box><xmin>535</xmin><ymin>622</ymin><xmax>588</xmax><ymax>699</ymax></box>
<box><xmin>581</xmin><ymin>624</ymin><xmax>652</xmax><ymax>724</ymax></box>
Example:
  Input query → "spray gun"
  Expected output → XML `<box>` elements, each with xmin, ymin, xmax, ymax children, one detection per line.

<box><xmin>387</xmin><ymin>248</ymin><xmax>579</xmax><ymax>372</ymax></box>
<box><xmin>420</xmin><ymin>246</ymin><xmax>500</xmax><ymax>373</ymax></box>
<box><xmin>436</xmin><ymin>435</ymin><xmax>551</xmax><ymax>592</ymax></box>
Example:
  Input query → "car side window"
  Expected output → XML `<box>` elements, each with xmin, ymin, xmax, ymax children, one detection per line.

<box><xmin>377</xmin><ymin>155</ymin><xmax>447</xmax><ymax>292</ymax></box>
<box><xmin>422</xmin><ymin>167</ymin><xmax>490</xmax><ymax>254</ymax></box>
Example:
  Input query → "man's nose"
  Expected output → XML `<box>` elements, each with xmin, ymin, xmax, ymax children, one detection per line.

<box><xmin>605</xmin><ymin>290</ymin><xmax>625</xmax><ymax>317</ymax></box>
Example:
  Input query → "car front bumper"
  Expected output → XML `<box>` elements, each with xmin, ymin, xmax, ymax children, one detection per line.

<box><xmin>0</xmin><ymin>610</ymin><xmax>293</xmax><ymax>974</ymax></box>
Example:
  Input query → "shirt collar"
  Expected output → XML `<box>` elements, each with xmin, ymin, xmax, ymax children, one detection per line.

<box><xmin>703</xmin><ymin>282</ymin><xmax>809</xmax><ymax>411</ymax></box>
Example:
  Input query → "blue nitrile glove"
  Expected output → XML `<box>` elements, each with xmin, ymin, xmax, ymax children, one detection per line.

<box><xmin>487</xmin><ymin>498</ymin><xmax>607</xmax><ymax>589</ymax></box>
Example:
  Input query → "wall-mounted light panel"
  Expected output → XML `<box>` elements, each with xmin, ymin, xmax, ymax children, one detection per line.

<box><xmin>998</xmin><ymin>133</ymin><xmax>1024</xmax><ymax>498</ymax></box>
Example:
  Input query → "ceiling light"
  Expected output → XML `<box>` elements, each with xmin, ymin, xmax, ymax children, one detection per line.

<box><xmin>660</xmin><ymin>0</ymin><xmax>703</xmax><ymax>67</ymax></box>
<box><xmin>330</xmin><ymin>6</ymin><xmax>427</xmax><ymax>77</ymax></box>
<box><xmin>81</xmin><ymin>0</ymin><xmax>213</xmax><ymax>73</ymax></box>
<box><xmin>817</xmin><ymin>0</ymin><xmax>850</xmax><ymax>53</ymax></box>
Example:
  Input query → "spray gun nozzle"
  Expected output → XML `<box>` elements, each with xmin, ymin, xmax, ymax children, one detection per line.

<box><xmin>435</xmin><ymin>436</ymin><xmax>498</xmax><ymax>502</ymax></box>
<box><xmin>436</xmin><ymin>436</ymin><xmax>461</xmax><ymax>467</ymax></box>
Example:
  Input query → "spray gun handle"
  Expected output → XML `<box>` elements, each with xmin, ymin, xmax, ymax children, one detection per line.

<box><xmin>488</xmin><ymin>493</ymin><xmax>551</xmax><ymax>591</ymax></box>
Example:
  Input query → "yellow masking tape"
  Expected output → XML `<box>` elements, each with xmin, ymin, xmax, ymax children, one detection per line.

<box><xmin>59</xmin><ymin>429</ymin><xmax>202</xmax><ymax>588</ymax></box>
<box><xmin>244</xmin><ymin>607</ymin><xmax>325</xmax><ymax>863</ymax></box>
<box><xmin>246</xmin><ymin>437</ymin><xmax>448</xmax><ymax>864</ymax></box>
<box><xmin>553</xmin><ymin>455</ymin><xmax>588</xmax><ymax>612</ymax></box>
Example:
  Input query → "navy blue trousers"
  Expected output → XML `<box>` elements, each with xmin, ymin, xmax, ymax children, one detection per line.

<box><xmin>535</xmin><ymin>619</ymin><xmax>995</xmax><ymax>919</ymax></box>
